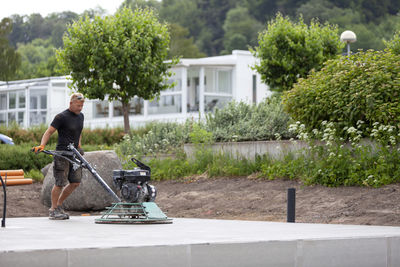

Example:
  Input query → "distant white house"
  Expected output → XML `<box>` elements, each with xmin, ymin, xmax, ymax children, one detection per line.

<box><xmin>0</xmin><ymin>50</ymin><xmax>270</xmax><ymax>129</ymax></box>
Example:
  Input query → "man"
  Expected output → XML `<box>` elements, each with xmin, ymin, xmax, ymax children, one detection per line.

<box><xmin>32</xmin><ymin>93</ymin><xmax>85</xmax><ymax>220</ymax></box>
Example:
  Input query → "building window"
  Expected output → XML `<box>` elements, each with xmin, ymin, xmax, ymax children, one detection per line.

<box><xmin>30</xmin><ymin>89</ymin><xmax>47</xmax><ymax>126</ymax></box>
<box><xmin>148</xmin><ymin>95</ymin><xmax>182</xmax><ymax>114</ymax></box>
<box><xmin>29</xmin><ymin>111</ymin><xmax>47</xmax><ymax>125</ymax></box>
<box><xmin>0</xmin><ymin>113</ymin><xmax>5</xmax><ymax>125</ymax></box>
<box><xmin>113</xmin><ymin>97</ymin><xmax>144</xmax><ymax>117</ymax></box>
<box><xmin>164</xmin><ymin>79</ymin><xmax>181</xmax><ymax>92</ymax></box>
<box><xmin>203</xmin><ymin>68</ymin><xmax>233</xmax><ymax>112</ymax></box>
<box><xmin>19</xmin><ymin>91</ymin><xmax>26</xmax><ymax>108</ymax></box>
<box><xmin>204</xmin><ymin>95</ymin><xmax>232</xmax><ymax>112</ymax></box>
<box><xmin>9</xmin><ymin>92</ymin><xmax>16</xmax><ymax>109</ymax></box>
<box><xmin>3</xmin><ymin>90</ymin><xmax>27</xmax><ymax>126</ymax></box>
<box><xmin>0</xmin><ymin>93</ymin><xmax>6</xmax><ymax>110</ymax></box>
<box><xmin>187</xmin><ymin>68</ymin><xmax>200</xmax><ymax>112</ymax></box>
<box><xmin>93</xmin><ymin>100</ymin><xmax>109</xmax><ymax>118</ymax></box>
<box><xmin>204</xmin><ymin>68</ymin><xmax>232</xmax><ymax>94</ymax></box>
<box><xmin>217</xmin><ymin>70</ymin><xmax>232</xmax><ymax>94</ymax></box>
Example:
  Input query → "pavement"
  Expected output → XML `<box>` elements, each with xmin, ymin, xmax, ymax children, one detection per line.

<box><xmin>1</xmin><ymin>216</ymin><xmax>400</xmax><ymax>267</ymax></box>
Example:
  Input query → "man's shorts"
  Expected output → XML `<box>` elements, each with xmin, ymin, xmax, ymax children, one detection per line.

<box><xmin>53</xmin><ymin>155</ymin><xmax>82</xmax><ymax>187</ymax></box>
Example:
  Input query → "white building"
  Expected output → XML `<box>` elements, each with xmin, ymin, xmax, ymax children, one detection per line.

<box><xmin>0</xmin><ymin>50</ymin><xmax>270</xmax><ymax>129</ymax></box>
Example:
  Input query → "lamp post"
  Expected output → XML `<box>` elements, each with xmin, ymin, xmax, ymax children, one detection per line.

<box><xmin>340</xmin><ymin>30</ymin><xmax>357</xmax><ymax>56</ymax></box>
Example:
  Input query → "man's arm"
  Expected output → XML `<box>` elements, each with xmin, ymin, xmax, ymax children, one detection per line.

<box><xmin>78</xmin><ymin>134</ymin><xmax>82</xmax><ymax>149</ymax></box>
<box><xmin>40</xmin><ymin>126</ymin><xmax>57</xmax><ymax>147</ymax></box>
<box><xmin>32</xmin><ymin>126</ymin><xmax>57</xmax><ymax>153</ymax></box>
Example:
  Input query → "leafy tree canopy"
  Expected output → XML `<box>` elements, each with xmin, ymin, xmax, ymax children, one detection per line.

<box><xmin>0</xmin><ymin>18</ymin><xmax>21</xmax><ymax>82</ymax></box>
<box><xmin>16</xmin><ymin>38</ymin><xmax>64</xmax><ymax>79</ymax></box>
<box><xmin>385</xmin><ymin>31</ymin><xmax>400</xmax><ymax>55</ymax></box>
<box><xmin>222</xmin><ymin>5</ymin><xmax>263</xmax><ymax>54</ymax></box>
<box><xmin>283</xmin><ymin>50</ymin><xmax>400</xmax><ymax>137</ymax></box>
<box><xmin>168</xmin><ymin>23</ymin><xmax>206</xmax><ymax>58</ymax></box>
<box><xmin>57</xmin><ymin>7</ymin><xmax>177</xmax><ymax>132</ymax></box>
<box><xmin>253</xmin><ymin>13</ymin><xmax>343</xmax><ymax>92</ymax></box>
<box><xmin>119</xmin><ymin>0</ymin><xmax>161</xmax><ymax>12</ymax></box>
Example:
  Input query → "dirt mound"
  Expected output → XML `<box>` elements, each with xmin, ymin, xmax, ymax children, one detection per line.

<box><xmin>3</xmin><ymin>177</ymin><xmax>400</xmax><ymax>226</ymax></box>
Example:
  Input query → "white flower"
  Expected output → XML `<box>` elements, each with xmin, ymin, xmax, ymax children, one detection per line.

<box><xmin>347</xmin><ymin>127</ymin><xmax>357</xmax><ymax>134</ymax></box>
<box><xmin>312</xmin><ymin>129</ymin><xmax>319</xmax><ymax>136</ymax></box>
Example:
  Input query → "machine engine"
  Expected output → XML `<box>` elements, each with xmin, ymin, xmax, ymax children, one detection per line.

<box><xmin>112</xmin><ymin>158</ymin><xmax>157</xmax><ymax>203</ymax></box>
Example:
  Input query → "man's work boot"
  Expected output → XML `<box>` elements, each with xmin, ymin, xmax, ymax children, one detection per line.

<box><xmin>49</xmin><ymin>206</ymin><xmax>69</xmax><ymax>220</ymax></box>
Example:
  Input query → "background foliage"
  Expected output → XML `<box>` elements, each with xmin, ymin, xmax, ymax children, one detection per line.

<box><xmin>0</xmin><ymin>18</ymin><xmax>21</xmax><ymax>82</ymax></box>
<box><xmin>283</xmin><ymin>49</ymin><xmax>400</xmax><ymax>137</ymax></box>
<box><xmin>57</xmin><ymin>7</ymin><xmax>176</xmax><ymax>133</ymax></box>
<box><xmin>2</xmin><ymin>0</ymin><xmax>399</xmax><ymax>80</ymax></box>
<box><xmin>0</xmin><ymin>124</ymin><xmax>124</xmax><ymax>146</ymax></box>
<box><xmin>385</xmin><ymin>31</ymin><xmax>400</xmax><ymax>55</ymax></box>
<box><xmin>205</xmin><ymin>95</ymin><xmax>294</xmax><ymax>142</ymax></box>
<box><xmin>253</xmin><ymin>13</ymin><xmax>343</xmax><ymax>92</ymax></box>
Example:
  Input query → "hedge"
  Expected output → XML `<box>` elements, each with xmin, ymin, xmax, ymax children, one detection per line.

<box><xmin>283</xmin><ymin>50</ymin><xmax>400</xmax><ymax>138</ymax></box>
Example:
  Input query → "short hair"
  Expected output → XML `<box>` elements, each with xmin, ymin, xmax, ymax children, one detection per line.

<box><xmin>70</xmin><ymin>93</ymin><xmax>85</xmax><ymax>102</ymax></box>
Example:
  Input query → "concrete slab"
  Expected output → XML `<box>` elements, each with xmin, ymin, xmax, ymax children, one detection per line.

<box><xmin>1</xmin><ymin>216</ymin><xmax>400</xmax><ymax>267</ymax></box>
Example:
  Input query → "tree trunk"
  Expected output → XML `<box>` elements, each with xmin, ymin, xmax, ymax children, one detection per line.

<box><xmin>122</xmin><ymin>101</ymin><xmax>131</xmax><ymax>133</ymax></box>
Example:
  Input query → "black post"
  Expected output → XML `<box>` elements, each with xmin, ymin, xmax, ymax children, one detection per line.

<box><xmin>0</xmin><ymin>174</ymin><xmax>6</xmax><ymax>227</ymax></box>
<box><xmin>287</xmin><ymin>188</ymin><xmax>295</xmax><ymax>223</ymax></box>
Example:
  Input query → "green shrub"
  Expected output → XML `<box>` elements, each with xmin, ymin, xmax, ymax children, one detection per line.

<box><xmin>148</xmin><ymin>157</ymin><xmax>192</xmax><ymax>181</ymax></box>
<box><xmin>115</xmin><ymin>121</ymin><xmax>192</xmax><ymax>162</ymax></box>
<box><xmin>283</xmin><ymin>50</ymin><xmax>400</xmax><ymax>138</ymax></box>
<box><xmin>81</xmin><ymin>127</ymin><xmax>125</xmax><ymax>146</ymax></box>
<box><xmin>0</xmin><ymin>143</ymin><xmax>108</xmax><ymax>174</ymax></box>
<box><xmin>266</xmin><ymin>120</ymin><xmax>400</xmax><ymax>187</ymax></box>
<box><xmin>207</xmin><ymin>153</ymin><xmax>261</xmax><ymax>177</ymax></box>
<box><xmin>0</xmin><ymin>123</ymin><xmax>58</xmax><ymax>145</ymax></box>
<box><xmin>25</xmin><ymin>169</ymin><xmax>44</xmax><ymax>182</ymax></box>
<box><xmin>0</xmin><ymin>143</ymin><xmax>54</xmax><ymax>172</ymax></box>
<box><xmin>385</xmin><ymin>31</ymin><xmax>400</xmax><ymax>55</ymax></box>
<box><xmin>253</xmin><ymin>13</ymin><xmax>343</xmax><ymax>92</ymax></box>
<box><xmin>205</xmin><ymin>96</ymin><xmax>294</xmax><ymax>142</ymax></box>
<box><xmin>0</xmin><ymin>124</ymin><xmax>125</xmax><ymax>146</ymax></box>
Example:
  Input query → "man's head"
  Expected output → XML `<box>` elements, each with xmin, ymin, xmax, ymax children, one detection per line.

<box><xmin>69</xmin><ymin>93</ymin><xmax>85</xmax><ymax>114</ymax></box>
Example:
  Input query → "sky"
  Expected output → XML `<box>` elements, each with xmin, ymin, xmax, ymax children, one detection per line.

<box><xmin>0</xmin><ymin>0</ymin><xmax>125</xmax><ymax>20</ymax></box>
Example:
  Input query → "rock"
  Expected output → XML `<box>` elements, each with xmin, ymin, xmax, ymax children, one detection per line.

<box><xmin>40</xmin><ymin>150</ymin><xmax>122</xmax><ymax>211</ymax></box>
<box><xmin>41</xmin><ymin>164</ymin><xmax>51</xmax><ymax>177</ymax></box>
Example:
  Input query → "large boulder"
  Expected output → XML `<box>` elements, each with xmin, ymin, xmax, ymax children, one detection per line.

<box><xmin>40</xmin><ymin>150</ymin><xmax>122</xmax><ymax>211</ymax></box>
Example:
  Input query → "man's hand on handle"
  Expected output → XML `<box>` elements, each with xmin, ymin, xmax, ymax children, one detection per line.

<box><xmin>32</xmin><ymin>145</ymin><xmax>45</xmax><ymax>154</ymax></box>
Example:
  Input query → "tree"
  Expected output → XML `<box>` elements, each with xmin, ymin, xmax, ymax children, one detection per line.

<box><xmin>253</xmin><ymin>13</ymin><xmax>343</xmax><ymax>92</ymax></box>
<box><xmin>57</xmin><ymin>7</ymin><xmax>177</xmax><ymax>133</ymax></box>
<box><xmin>222</xmin><ymin>6</ymin><xmax>263</xmax><ymax>53</ymax></box>
<box><xmin>120</xmin><ymin>0</ymin><xmax>161</xmax><ymax>11</ymax></box>
<box><xmin>0</xmin><ymin>18</ymin><xmax>21</xmax><ymax>82</ymax></box>
<box><xmin>168</xmin><ymin>23</ymin><xmax>206</xmax><ymax>58</ymax></box>
<box><xmin>16</xmin><ymin>38</ymin><xmax>64</xmax><ymax>79</ymax></box>
<box><xmin>385</xmin><ymin>31</ymin><xmax>400</xmax><ymax>55</ymax></box>
<box><xmin>296</xmin><ymin>0</ymin><xmax>400</xmax><ymax>51</ymax></box>
<box><xmin>283</xmin><ymin>50</ymin><xmax>400</xmax><ymax>136</ymax></box>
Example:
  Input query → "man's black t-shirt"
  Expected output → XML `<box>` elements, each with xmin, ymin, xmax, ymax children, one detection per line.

<box><xmin>51</xmin><ymin>109</ymin><xmax>84</xmax><ymax>151</ymax></box>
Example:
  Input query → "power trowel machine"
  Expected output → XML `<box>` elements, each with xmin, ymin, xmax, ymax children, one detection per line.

<box><xmin>42</xmin><ymin>144</ymin><xmax>172</xmax><ymax>224</ymax></box>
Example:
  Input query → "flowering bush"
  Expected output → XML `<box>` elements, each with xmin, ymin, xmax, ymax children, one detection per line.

<box><xmin>283</xmin><ymin>50</ymin><xmax>400</xmax><ymax>138</ymax></box>
<box><xmin>260</xmin><ymin>120</ymin><xmax>400</xmax><ymax>187</ymax></box>
<box><xmin>205</xmin><ymin>96</ymin><xmax>294</xmax><ymax>142</ymax></box>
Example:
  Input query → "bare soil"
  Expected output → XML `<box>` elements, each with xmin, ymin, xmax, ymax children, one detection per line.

<box><xmin>3</xmin><ymin>176</ymin><xmax>400</xmax><ymax>226</ymax></box>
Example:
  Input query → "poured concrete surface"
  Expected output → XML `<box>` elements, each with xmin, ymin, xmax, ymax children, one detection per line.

<box><xmin>1</xmin><ymin>216</ymin><xmax>400</xmax><ymax>267</ymax></box>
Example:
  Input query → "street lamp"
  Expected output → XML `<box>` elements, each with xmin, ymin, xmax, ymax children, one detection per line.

<box><xmin>340</xmin><ymin>30</ymin><xmax>357</xmax><ymax>56</ymax></box>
